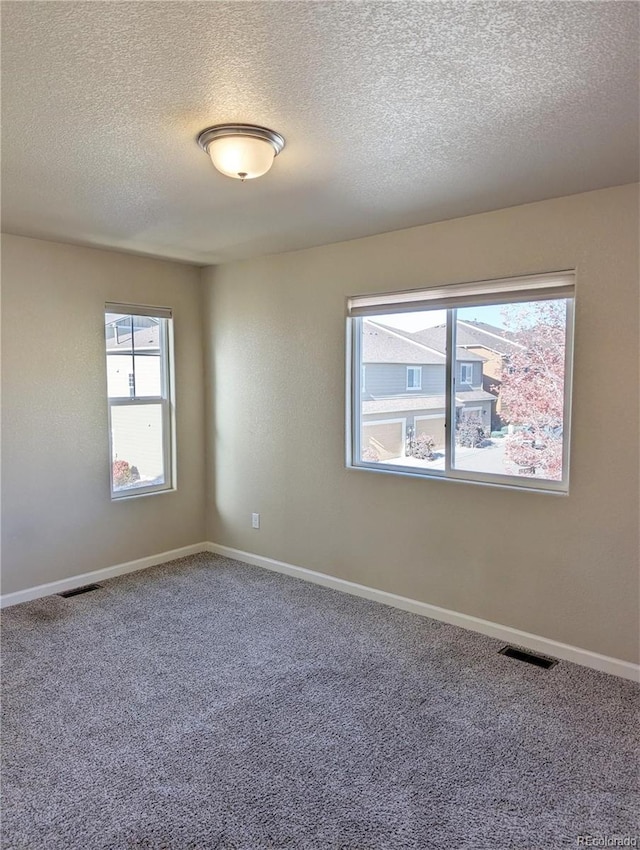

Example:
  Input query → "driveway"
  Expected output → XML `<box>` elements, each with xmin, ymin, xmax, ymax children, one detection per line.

<box><xmin>386</xmin><ymin>439</ymin><xmax>510</xmax><ymax>475</ymax></box>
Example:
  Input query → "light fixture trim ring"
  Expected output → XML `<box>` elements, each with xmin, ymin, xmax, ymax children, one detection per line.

<box><xmin>197</xmin><ymin>124</ymin><xmax>285</xmax><ymax>157</ymax></box>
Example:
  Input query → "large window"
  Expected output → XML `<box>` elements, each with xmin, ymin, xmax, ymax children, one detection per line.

<box><xmin>347</xmin><ymin>272</ymin><xmax>575</xmax><ymax>493</ymax></box>
<box><xmin>105</xmin><ymin>303</ymin><xmax>174</xmax><ymax>498</ymax></box>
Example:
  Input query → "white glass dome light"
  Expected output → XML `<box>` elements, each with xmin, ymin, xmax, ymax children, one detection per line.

<box><xmin>197</xmin><ymin>124</ymin><xmax>285</xmax><ymax>181</ymax></box>
<box><xmin>207</xmin><ymin>135</ymin><xmax>274</xmax><ymax>180</ymax></box>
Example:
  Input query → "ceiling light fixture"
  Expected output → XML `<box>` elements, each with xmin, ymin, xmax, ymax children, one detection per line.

<box><xmin>197</xmin><ymin>123</ymin><xmax>285</xmax><ymax>181</ymax></box>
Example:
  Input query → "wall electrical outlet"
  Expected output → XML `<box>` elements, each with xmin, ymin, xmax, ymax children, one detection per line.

<box><xmin>251</xmin><ymin>513</ymin><xmax>260</xmax><ymax>529</ymax></box>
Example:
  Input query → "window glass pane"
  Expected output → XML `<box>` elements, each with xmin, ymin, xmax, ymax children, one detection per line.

<box><xmin>133</xmin><ymin>355</ymin><xmax>162</xmax><ymax>397</ymax></box>
<box><xmin>406</xmin><ymin>367</ymin><xmax>422</xmax><ymax>389</ymax></box>
<box><xmin>106</xmin><ymin>354</ymin><xmax>134</xmax><ymax>398</ymax></box>
<box><xmin>106</xmin><ymin>313</ymin><xmax>133</xmax><ymax>348</ymax></box>
<box><xmin>359</xmin><ymin>310</ymin><xmax>447</xmax><ymax>471</ymax></box>
<box><xmin>110</xmin><ymin>404</ymin><xmax>165</xmax><ymax>493</ymax></box>
<box><xmin>452</xmin><ymin>299</ymin><xmax>568</xmax><ymax>481</ymax></box>
<box><xmin>106</xmin><ymin>313</ymin><xmax>133</xmax><ymax>398</ymax></box>
<box><xmin>132</xmin><ymin>314</ymin><xmax>160</xmax><ymax>348</ymax></box>
<box><xmin>106</xmin><ymin>313</ymin><xmax>164</xmax><ymax>399</ymax></box>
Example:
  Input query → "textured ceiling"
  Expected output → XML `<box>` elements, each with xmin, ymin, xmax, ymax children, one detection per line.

<box><xmin>1</xmin><ymin>1</ymin><xmax>638</xmax><ymax>265</ymax></box>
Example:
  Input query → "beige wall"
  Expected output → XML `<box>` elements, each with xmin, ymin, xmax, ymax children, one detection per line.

<box><xmin>202</xmin><ymin>183</ymin><xmax>640</xmax><ymax>663</ymax></box>
<box><xmin>2</xmin><ymin>186</ymin><xmax>638</xmax><ymax>662</ymax></box>
<box><xmin>1</xmin><ymin>235</ymin><xmax>206</xmax><ymax>593</ymax></box>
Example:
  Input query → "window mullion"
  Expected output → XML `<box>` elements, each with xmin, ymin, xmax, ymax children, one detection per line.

<box><xmin>352</xmin><ymin>318</ymin><xmax>362</xmax><ymax>464</ymax></box>
<box><xmin>561</xmin><ymin>297</ymin><xmax>575</xmax><ymax>491</ymax></box>
<box><xmin>130</xmin><ymin>315</ymin><xmax>136</xmax><ymax>399</ymax></box>
<box><xmin>159</xmin><ymin>318</ymin><xmax>167</xmax><ymax>400</ymax></box>
<box><xmin>445</xmin><ymin>309</ymin><xmax>456</xmax><ymax>474</ymax></box>
<box><xmin>162</xmin><ymin>397</ymin><xmax>171</xmax><ymax>489</ymax></box>
<box><xmin>108</xmin><ymin>396</ymin><xmax>163</xmax><ymax>406</ymax></box>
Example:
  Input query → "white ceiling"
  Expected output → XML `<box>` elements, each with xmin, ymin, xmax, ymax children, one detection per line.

<box><xmin>2</xmin><ymin>1</ymin><xmax>638</xmax><ymax>266</ymax></box>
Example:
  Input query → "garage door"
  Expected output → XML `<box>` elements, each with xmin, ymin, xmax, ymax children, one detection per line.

<box><xmin>362</xmin><ymin>421</ymin><xmax>404</xmax><ymax>460</ymax></box>
<box><xmin>416</xmin><ymin>415</ymin><xmax>445</xmax><ymax>448</ymax></box>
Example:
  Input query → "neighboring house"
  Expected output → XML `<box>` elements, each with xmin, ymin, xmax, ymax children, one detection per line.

<box><xmin>105</xmin><ymin>314</ymin><xmax>160</xmax><ymax>352</ymax></box>
<box><xmin>361</xmin><ymin>321</ymin><xmax>496</xmax><ymax>460</ymax></box>
<box><xmin>393</xmin><ymin>320</ymin><xmax>524</xmax><ymax>430</ymax></box>
<box><xmin>453</xmin><ymin>320</ymin><xmax>525</xmax><ymax>428</ymax></box>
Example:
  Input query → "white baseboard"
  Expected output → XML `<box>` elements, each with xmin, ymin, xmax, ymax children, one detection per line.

<box><xmin>206</xmin><ymin>542</ymin><xmax>640</xmax><ymax>683</ymax></box>
<box><xmin>4</xmin><ymin>540</ymin><xmax>637</xmax><ymax>683</ymax></box>
<box><xmin>0</xmin><ymin>542</ymin><xmax>209</xmax><ymax>609</ymax></box>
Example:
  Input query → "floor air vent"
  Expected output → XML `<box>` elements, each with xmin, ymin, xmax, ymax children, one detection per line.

<box><xmin>499</xmin><ymin>645</ymin><xmax>558</xmax><ymax>669</ymax></box>
<box><xmin>58</xmin><ymin>584</ymin><xmax>102</xmax><ymax>598</ymax></box>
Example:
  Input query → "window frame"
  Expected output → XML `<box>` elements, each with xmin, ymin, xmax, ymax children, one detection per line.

<box><xmin>105</xmin><ymin>304</ymin><xmax>175</xmax><ymax>500</ymax></box>
<box><xmin>406</xmin><ymin>365</ymin><xmax>422</xmax><ymax>390</ymax></box>
<box><xmin>346</xmin><ymin>271</ymin><xmax>575</xmax><ymax>495</ymax></box>
<box><xmin>460</xmin><ymin>405</ymin><xmax>483</xmax><ymax>419</ymax></box>
<box><xmin>460</xmin><ymin>363</ymin><xmax>473</xmax><ymax>385</ymax></box>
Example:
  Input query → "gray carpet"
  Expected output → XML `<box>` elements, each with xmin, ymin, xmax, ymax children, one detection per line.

<box><xmin>1</xmin><ymin>553</ymin><xmax>638</xmax><ymax>850</ymax></box>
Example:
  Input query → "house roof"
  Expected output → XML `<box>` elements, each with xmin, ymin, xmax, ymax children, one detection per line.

<box><xmin>362</xmin><ymin>322</ymin><xmax>444</xmax><ymax>365</ymax></box>
<box><xmin>383</xmin><ymin>321</ymin><xmax>521</xmax><ymax>358</ymax></box>
<box><xmin>363</xmin><ymin>396</ymin><xmax>447</xmax><ymax>414</ymax></box>
<box><xmin>455</xmin><ymin>320</ymin><xmax>524</xmax><ymax>355</ymax></box>
<box><xmin>105</xmin><ymin>319</ymin><xmax>160</xmax><ymax>352</ymax></box>
<box><xmin>453</xmin><ymin>389</ymin><xmax>497</xmax><ymax>403</ymax></box>
<box><xmin>363</xmin><ymin>389</ymin><xmax>495</xmax><ymax>415</ymax></box>
<box><xmin>396</xmin><ymin>324</ymin><xmax>448</xmax><ymax>354</ymax></box>
<box><xmin>372</xmin><ymin>323</ymin><xmax>485</xmax><ymax>362</ymax></box>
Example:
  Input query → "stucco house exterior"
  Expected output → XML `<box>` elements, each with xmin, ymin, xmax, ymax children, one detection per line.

<box><xmin>361</xmin><ymin>321</ymin><xmax>496</xmax><ymax>460</ymax></box>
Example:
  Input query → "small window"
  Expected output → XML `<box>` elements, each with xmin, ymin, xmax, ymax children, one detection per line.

<box><xmin>347</xmin><ymin>271</ymin><xmax>575</xmax><ymax>493</ymax></box>
<box><xmin>406</xmin><ymin>366</ymin><xmax>422</xmax><ymax>390</ymax></box>
<box><xmin>105</xmin><ymin>304</ymin><xmax>174</xmax><ymax>498</ymax></box>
